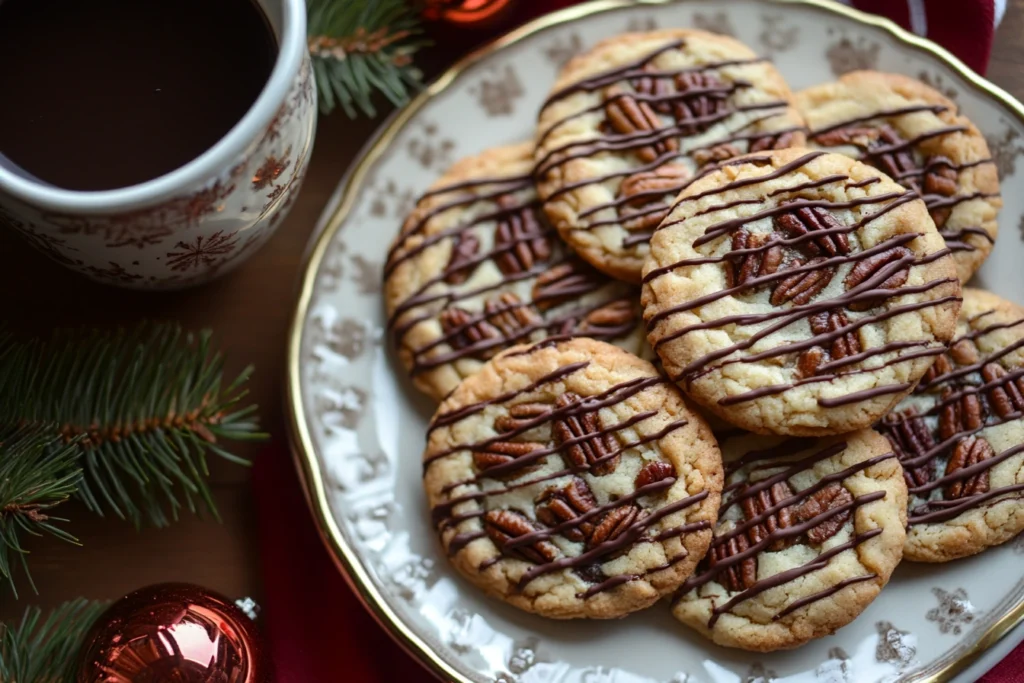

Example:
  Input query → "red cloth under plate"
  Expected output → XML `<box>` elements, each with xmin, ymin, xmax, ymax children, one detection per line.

<box><xmin>254</xmin><ymin>446</ymin><xmax>430</xmax><ymax>682</ymax></box>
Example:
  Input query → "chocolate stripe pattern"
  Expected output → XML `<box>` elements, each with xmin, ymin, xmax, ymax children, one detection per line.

<box><xmin>535</xmin><ymin>36</ymin><xmax>805</xmax><ymax>259</ymax></box>
<box><xmin>878</xmin><ymin>312</ymin><xmax>1024</xmax><ymax>527</ymax></box>
<box><xmin>424</xmin><ymin>345</ymin><xmax>712</xmax><ymax>600</ymax></box>
<box><xmin>808</xmin><ymin>105</ymin><xmax>997</xmax><ymax>256</ymax></box>
<box><xmin>644</xmin><ymin>150</ymin><xmax>958</xmax><ymax>412</ymax></box>
<box><xmin>385</xmin><ymin>148</ymin><xmax>641</xmax><ymax>396</ymax></box>
<box><xmin>676</xmin><ymin>439</ymin><xmax>894</xmax><ymax>625</ymax></box>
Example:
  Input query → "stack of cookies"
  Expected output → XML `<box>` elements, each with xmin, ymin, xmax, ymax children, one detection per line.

<box><xmin>383</xmin><ymin>29</ymin><xmax>1022</xmax><ymax>652</ymax></box>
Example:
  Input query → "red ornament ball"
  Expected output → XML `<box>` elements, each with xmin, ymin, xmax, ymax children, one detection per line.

<box><xmin>422</xmin><ymin>0</ymin><xmax>513</xmax><ymax>24</ymax></box>
<box><xmin>76</xmin><ymin>583</ymin><xmax>271</xmax><ymax>683</ymax></box>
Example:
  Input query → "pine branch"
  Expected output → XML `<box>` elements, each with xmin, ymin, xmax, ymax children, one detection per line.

<box><xmin>0</xmin><ymin>599</ymin><xmax>107</xmax><ymax>683</ymax></box>
<box><xmin>307</xmin><ymin>0</ymin><xmax>427</xmax><ymax>116</ymax></box>
<box><xmin>0</xmin><ymin>325</ymin><xmax>267</xmax><ymax>530</ymax></box>
<box><xmin>0</xmin><ymin>428</ymin><xmax>82</xmax><ymax>599</ymax></box>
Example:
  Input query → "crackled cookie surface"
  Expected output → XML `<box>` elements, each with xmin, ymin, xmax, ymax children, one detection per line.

<box><xmin>797</xmin><ymin>71</ymin><xmax>1001</xmax><ymax>283</ymax></box>
<box><xmin>384</xmin><ymin>143</ymin><xmax>643</xmax><ymax>401</ymax></box>
<box><xmin>534</xmin><ymin>29</ymin><xmax>806</xmax><ymax>283</ymax></box>
<box><xmin>423</xmin><ymin>338</ymin><xmax>723</xmax><ymax>619</ymax></box>
<box><xmin>878</xmin><ymin>288</ymin><xmax>1024</xmax><ymax>562</ymax></box>
<box><xmin>672</xmin><ymin>430</ymin><xmax>907</xmax><ymax>651</ymax></box>
<box><xmin>642</xmin><ymin>148</ymin><xmax>961</xmax><ymax>435</ymax></box>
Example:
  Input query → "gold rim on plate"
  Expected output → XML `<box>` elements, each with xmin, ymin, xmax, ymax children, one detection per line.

<box><xmin>286</xmin><ymin>1</ymin><xmax>1024</xmax><ymax>681</ymax></box>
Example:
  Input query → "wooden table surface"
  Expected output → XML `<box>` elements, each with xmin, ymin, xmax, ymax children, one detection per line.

<box><xmin>3</xmin><ymin>0</ymin><xmax>1023</xmax><ymax>624</ymax></box>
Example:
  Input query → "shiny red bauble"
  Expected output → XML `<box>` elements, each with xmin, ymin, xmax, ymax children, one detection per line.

<box><xmin>422</xmin><ymin>0</ymin><xmax>514</xmax><ymax>24</ymax></box>
<box><xmin>75</xmin><ymin>583</ymin><xmax>270</xmax><ymax>683</ymax></box>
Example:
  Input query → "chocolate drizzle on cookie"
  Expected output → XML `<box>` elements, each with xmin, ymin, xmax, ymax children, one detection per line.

<box><xmin>677</xmin><ymin>439</ymin><xmax>893</xmax><ymax>625</ymax></box>
<box><xmin>535</xmin><ymin>38</ymin><xmax>804</xmax><ymax>252</ymax></box>
<box><xmin>644</xmin><ymin>150</ymin><xmax>958</xmax><ymax>408</ymax></box>
<box><xmin>425</xmin><ymin>349</ymin><xmax>712</xmax><ymax>598</ymax></box>
<box><xmin>878</xmin><ymin>313</ymin><xmax>1024</xmax><ymax>526</ymax></box>
<box><xmin>809</xmin><ymin>105</ymin><xmax>998</xmax><ymax>255</ymax></box>
<box><xmin>386</xmin><ymin>171</ymin><xmax>640</xmax><ymax>380</ymax></box>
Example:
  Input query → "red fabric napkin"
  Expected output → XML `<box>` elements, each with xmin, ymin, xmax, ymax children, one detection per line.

<box><xmin>983</xmin><ymin>651</ymin><xmax>1024</xmax><ymax>683</ymax></box>
<box><xmin>851</xmin><ymin>0</ymin><xmax>999</xmax><ymax>75</ymax></box>
<box><xmin>256</xmin><ymin>3</ymin><xmax>1010</xmax><ymax>680</ymax></box>
<box><xmin>253</xmin><ymin>444</ymin><xmax>431</xmax><ymax>682</ymax></box>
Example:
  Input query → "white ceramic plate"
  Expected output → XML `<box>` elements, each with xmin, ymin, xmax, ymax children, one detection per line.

<box><xmin>287</xmin><ymin>1</ymin><xmax>1024</xmax><ymax>681</ymax></box>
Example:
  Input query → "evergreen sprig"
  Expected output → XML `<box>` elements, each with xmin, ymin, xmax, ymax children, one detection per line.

<box><xmin>0</xmin><ymin>599</ymin><xmax>107</xmax><ymax>683</ymax></box>
<box><xmin>0</xmin><ymin>325</ymin><xmax>266</xmax><ymax>596</ymax></box>
<box><xmin>307</xmin><ymin>0</ymin><xmax>427</xmax><ymax>116</ymax></box>
<box><xmin>0</xmin><ymin>326</ymin><xmax>266</xmax><ymax>528</ymax></box>
<box><xmin>0</xmin><ymin>428</ymin><xmax>82</xmax><ymax>599</ymax></box>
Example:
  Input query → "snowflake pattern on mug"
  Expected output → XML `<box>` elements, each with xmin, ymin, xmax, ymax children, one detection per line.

<box><xmin>84</xmin><ymin>261</ymin><xmax>143</xmax><ymax>284</ymax></box>
<box><xmin>42</xmin><ymin>179</ymin><xmax>238</xmax><ymax>254</ymax></box>
<box><xmin>251</xmin><ymin>149</ymin><xmax>291</xmax><ymax>190</ymax></box>
<box><xmin>165</xmin><ymin>231</ymin><xmax>239</xmax><ymax>272</ymax></box>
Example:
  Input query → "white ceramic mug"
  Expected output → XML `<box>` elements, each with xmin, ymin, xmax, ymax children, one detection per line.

<box><xmin>0</xmin><ymin>0</ymin><xmax>316</xmax><ymax>289</ymax></box>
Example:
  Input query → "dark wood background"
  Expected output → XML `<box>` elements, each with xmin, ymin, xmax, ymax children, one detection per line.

<box><xmin>2</xmin><ymin>0</ymin><xmax>1023</xmax><ymax>623</ymax></box>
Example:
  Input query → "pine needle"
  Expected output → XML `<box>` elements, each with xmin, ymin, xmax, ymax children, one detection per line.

<box><xmin>0</xmin><ymin>325</ymin><xmax>267</xmax><ymax>531</ymax></box>
<box><xmin>0</xmin><ymin>599</ymin><xmax>108</xmax><ymax>683</ymax></box>
<box><xmin>307</xmin><ymin>0</ymin><xmax>427</xmax><ymax>116</ymax></box>
<box><xmin>0</xmin><ymin>428</ymin><xmax>81</xmax><ymax>599</ymax></box>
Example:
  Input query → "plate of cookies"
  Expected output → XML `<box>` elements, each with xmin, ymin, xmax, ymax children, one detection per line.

<box><xmin>287</xmin><ymin>1</ymin><xmax>1024</xmax><ymax>681</ymax></box>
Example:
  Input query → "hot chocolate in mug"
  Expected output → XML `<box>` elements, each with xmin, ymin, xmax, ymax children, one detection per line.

<box><xmin>0</xmin><ymin>0</ymin><xmax>316</xmax><ymax>289</ymax></box>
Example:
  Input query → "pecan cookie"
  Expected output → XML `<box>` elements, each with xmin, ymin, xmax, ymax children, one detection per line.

<box><xmin>878</xmin><ymin>287</ymin><xmax>1024</xmax><ymax>562</ymax></box>
<box><xmin>797</xmin><ymin>71</ymin><xmax>1001</xmax><ymax>283</ymax></box>
<box><xmin>385</xmin><ymin>142</ymin><xmax>644</xmax><ymax>401</ymax></box>
<box><xmin>534</xmin><ymin>29</ymin><xmax>806</xmax><ymax>283</ymax></box>
<box><xmin>672</xmin><ymin>430</ymin><xmax>907</xmax><ymax>651</ymax></box>
<box><xmin>423</xmin><ymin>338</ymin><xmax>723</xmax><ymax>619</ymax></box>
<box><xmin>642</xmin><ymin>148</ymin><xmax>961</xmax><ymax>436</ymax></box>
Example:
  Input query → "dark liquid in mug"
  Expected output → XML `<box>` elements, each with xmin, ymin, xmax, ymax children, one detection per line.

<box><xmin>0</xmin><ymin>0</ymin><xmax>278</xmax><ymax>191</ymax></box>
